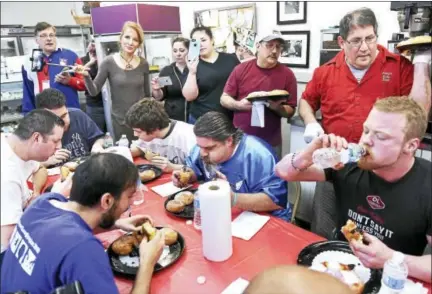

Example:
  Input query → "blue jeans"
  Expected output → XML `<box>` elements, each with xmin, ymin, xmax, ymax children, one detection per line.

<box><xmin>188</xmin><ymin>114</ymin><xmax>197</xmax><ymax>125</ymax></box>
<box><xmin>86</xmin><ymin>105</ymin><xmax>106</xmax><ymax>132</ymax></box>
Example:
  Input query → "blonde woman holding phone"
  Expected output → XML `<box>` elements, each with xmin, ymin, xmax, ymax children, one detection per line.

<box><xmin>75</xmin><ymin>21</ymin><xmax>150</xmax><ymax>142</ymax></box>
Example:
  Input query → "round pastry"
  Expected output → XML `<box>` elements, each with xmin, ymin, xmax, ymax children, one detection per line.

<box><xmin>111</xmin><ymin>235</ymin><xmax>138</xmax><ymax>255</ymax></box>
<box><xmin>64</xmin><ymin>161</ymin><xmax>79</xmax><ymax>172</ymax></box>
<box><xmin>166</xmin><ymin>200</ymin><xmax>185</xmax><ymax>213</ymax></box>
<box><xmin>174</xmin><ymin>191</ymin><xmax>194</xmax><ymax>205</ymax></box>
<box><xmin>144</xmin><ymin>150</ymin><xmax>160</xmax><ymax>161</ymax></box>
<box><xmin>139</xmin><ymin>169</ymin><xmax>156</xmax><ymax>182</ymax></box>
<box><xmin>178</xmin><ymin>169</ymin><xmax>191</xmax><ymax>186</ymax></box>
<box><xmin>159</xmin><ymin>228</ymin><xmax>178</xmax><ymax>246</ymax></box>
<box><xmin>269</xmin><ymin>89</ymin><xmax>289</xmax><ymax>96</ymax></box>
<box><xmin>246</xmin><ymin>91</ymin><xmax>268</xmax><ymax>99</ymax></box>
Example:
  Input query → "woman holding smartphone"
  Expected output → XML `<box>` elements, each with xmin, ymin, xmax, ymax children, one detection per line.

<box><xmin>152</xmin><ymin>37</ymin><xmax>190</xmax><ymax>122</ymax></box>
<box><xmin>75</xmin><ymin>21</ymin><xmax>150</xmax><ymax>142</ymax></box>
<box><xmin>182</xmin><ymin>26</ymin><xmax>240</xmax><ymax>124</ymax></box>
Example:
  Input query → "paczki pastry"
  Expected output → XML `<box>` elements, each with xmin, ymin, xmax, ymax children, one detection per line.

<box><xmin>174</xmin><ymin>191</ymin><xmax>194</xmax><ymax>205</ymax></box>
<box><xmin>144</xmin><ymin>150</ymin><xmax>159</xmax><ymax>161</ymax></box>
<box><xmin>166</xmin><ymin>200</ymin><xmax>185</xmax><ymax>213</ymax></box>
<box><xmin>246</xmin><ymin>89</ymin><xmax>289</xmax><ymax>99</ymax></box>
<box><xmin>139</xmin><ymin>169</ymin><xmax>156</xmax><ymax>182</ymax></box>
<box><xmin>341</xmin><ymin>220</ymin><xmax>363</xmax><ymax>243</ymax></box>
<box><xmin>178</xmin><ymin>167</ymin><xmax>192</xmax><ymax>186</ymax></box>
<box><xmin>60</xmin><ymin>166</ymin><xmax>70</xmax><ymax>182</ymax></box>
<box><xmin>63</xmin><ymin>161</ymin><xmax>79</xmax><ymax>172</ymax></box>
<box><xmin>159</xmin><ymin>228</ymin><xmax>178</xmax><ymax>246</ymax></box>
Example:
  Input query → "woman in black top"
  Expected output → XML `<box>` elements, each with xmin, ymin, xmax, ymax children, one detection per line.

<box><xmin>152</xmin><ymin>37</ymin><xmax>190</xmax><ymax>122</ymax></box>
<box><xmin>182</xmin><ymin>26</ymin><xmax>240</xmax><ymax>123</ymax></box>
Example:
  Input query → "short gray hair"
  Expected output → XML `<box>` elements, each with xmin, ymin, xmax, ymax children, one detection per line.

<box><xmin>339</xmin><ymin>7</ymin><xmax>378</xmax><ymax>40</ymax></box>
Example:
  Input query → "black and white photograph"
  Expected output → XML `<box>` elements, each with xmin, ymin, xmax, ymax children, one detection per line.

<box><xmin>277</xmin><ymin>1</ymin><xmax>307</xmax><ymax>25</ymax></box>
<box><xmin>279</xmin><ymin>31</ymin><xmax>310</xmax><ymax>68</ymax></box>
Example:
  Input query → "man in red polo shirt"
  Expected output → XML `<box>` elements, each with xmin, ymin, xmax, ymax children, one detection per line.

<box><xmin>221</xmin><ymin>30</ymin><xmax>297</xmax><ymax>158</ymax></box>
<box><xmin>299</xmin><ymin>7</ymin><xmax>431</xmax><ymax>238</ymax></box>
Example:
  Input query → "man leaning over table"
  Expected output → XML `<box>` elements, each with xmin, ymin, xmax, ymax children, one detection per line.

<box><xmin>275</xmin><ymin>97</ymin><xmax>431</xmax><ymax>283</ymax></box>
<box><xmin>0</xmin><ymin>109</ymin><xmax>65</xmax><ymax>266</ymax></box>
<box><xmin>1</xmin><ymin>153</ymin><xmax>165</xmax><ymax>294</ymax></box>
<box><xmin>298</xmin><ymin>7</ymin><xmax>432</xmax><ymax>239</ymax></box>
<box><xmin>36</xmin><ymin>88</ymin><xmax>105</xmax><ymax>166</ymax></box>
<box><xmin>221</xmin><ymin>29</ymin><xmax>297</xmax><ymax>159</ymax></box>
<box><xmin>172</xmin><ymin>111</ymin><xmax>291</xmax><ymax>221</ymax></box>
<box><xmin>126</xmin><ymin>99</ymin><xmax>196</xmax><ymax>172</ymax></box>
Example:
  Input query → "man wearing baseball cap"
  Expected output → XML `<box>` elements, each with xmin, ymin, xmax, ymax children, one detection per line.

<box><xmin>221</xmin><ymin>29</ymin><xmax>297</xmax><ymax>158</ymax></box>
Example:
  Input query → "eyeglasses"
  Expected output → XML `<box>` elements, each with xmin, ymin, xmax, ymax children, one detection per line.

<box><xmin>38</xmin><ymin>34</ymin><xmax>56</xmax><ymax>40</ymax></box>
<box><xmin>346</xmin><ymin>35</ymin><xmax>377</xmax><ymax>48</ymax></box>
<box><xmin>263</xmin><ymin>42</ymin><xmax>283</xmax><ymax>51</ymax></box>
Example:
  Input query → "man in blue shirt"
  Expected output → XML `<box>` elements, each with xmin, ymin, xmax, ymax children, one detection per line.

<box><xmin>36</xmin><ymin>88</ymin><xmax>104</xmax><ymax>166</ymax></box>
<box><xmin>1</xmin><ymin>153</ymin><xmax>165</xmax><ymax>294</ymax></box>
<box><xmin>172</xmin><ymin>111</ymin><xmax>291</xmax><ymax>221</ymax></box>
<box><xmin>22</xmin><ymin>22</ymin><xmax>86</xmax><ymax>113</ymax></box>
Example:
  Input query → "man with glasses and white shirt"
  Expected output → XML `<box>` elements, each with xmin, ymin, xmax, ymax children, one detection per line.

<box><xmin>298</xmin><ymin>7</ymin><xmax>431</xmax><ymax>239</ymax></box>
<box><xmin>22</xmin><ymin>22</ymin><xmax>86</xmax><ymax>113</ymax></box>
<box><xmin>221</xmin><ymin>29</ymin><xmax>297</xmax><ymax>159</ymax></box>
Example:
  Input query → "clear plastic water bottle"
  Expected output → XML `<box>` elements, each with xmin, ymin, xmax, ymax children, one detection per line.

<box><xmin>378</xmin><ymin>251</ymin><xmax>408</xmax><ymax>294</ymax></box>
<box><xmin>103</xmin><ymin>132</ymin><xmax>114</xmax><ymax>149</ymax></box>
<box><xmin>193</xmin><ymin>191</ymin><xmax>201</xmax><ymax>230</ymax></box>
<box><xmin>312</xmin><ymin>143</ymin><xmax>366</xmax><ymax>169</ymax></box>
<box><xmin>118</xmin><ymin>134</ymin><xmax>129</xmax><ymax>147</ymax></box>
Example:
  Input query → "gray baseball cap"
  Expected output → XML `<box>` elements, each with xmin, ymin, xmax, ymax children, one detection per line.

<box><xmin>257</xmin><ymin>29</ymin><xmax>284</xmax><ymax>43</ymax></box>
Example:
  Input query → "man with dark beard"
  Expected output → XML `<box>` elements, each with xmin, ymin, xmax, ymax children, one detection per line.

<box><xmin>275</xmin><ymin>97</ymin><xmax>431</xmax><ymax>283</ymax></box>
<box><xmin>171</xmin><ymin>111</ymin><xmax>290</xmax><ymax>221</ymax></box>
<box><xmin>1</xmin><ymin>153</ymin><xmax>165</xmax><ymax>294</ymax></box>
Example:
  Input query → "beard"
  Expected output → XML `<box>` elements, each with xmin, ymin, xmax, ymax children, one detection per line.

<box><xmin>99</xmin><ymin>201</ymin><xmax>119</xmax><ymax>229</ymax></box>
<box><xmin>357</xmin><ymin>148</ymin><xmax>402</xmax><ymax>171</ymax></box>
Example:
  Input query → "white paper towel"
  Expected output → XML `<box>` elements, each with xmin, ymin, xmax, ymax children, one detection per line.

<box><xmin>251</xmin><ymin>101</ymin><xmax>269</xmax><ymax>128</ymax></box>
<box><xmin>199</xmin><ymin>180</ymin><xmax>233</xmax><ymax>262</ymax></box>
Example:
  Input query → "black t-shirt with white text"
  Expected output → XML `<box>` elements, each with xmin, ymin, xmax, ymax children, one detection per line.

<box><xmin>190</xmin><ymin>52</ymin><xmax>240</xmax><ymax>120</ymax></box>
<box><xmin>325</xmin><ymin>158</ymin><xmax>431</xmax><ymax>256</ymax></box>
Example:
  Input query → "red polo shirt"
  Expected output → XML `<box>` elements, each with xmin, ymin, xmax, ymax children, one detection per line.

<box><xmin>224</xmin><ymin>60</ymin><xmax>297</xmax><ymax>146</ymax></box>
<box><xmin>302</xmin><ymin>45</ymin><xmax>413</xmax><ymax>143</ymax></box>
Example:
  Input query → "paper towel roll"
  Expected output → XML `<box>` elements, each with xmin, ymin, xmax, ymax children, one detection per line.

<box><xmin>198</xmin><ymin>180</ymin><xmax>233</xmax><ymax>262</ymax></box>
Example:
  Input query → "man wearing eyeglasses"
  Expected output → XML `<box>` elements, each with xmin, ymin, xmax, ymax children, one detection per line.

<box><xmin>21</xmin><ymin>22</ymin><xmax>86</xmax><ymax>113</ymax></box>
<box><xmin>221</xmin><ymin>30</ymin><xmax>297</xmax><ymax>159</ymax></box>
<box><xmin>298</xmin><ymin>7</ymin><xmax>431</xmax><ymax>239</ymax></box>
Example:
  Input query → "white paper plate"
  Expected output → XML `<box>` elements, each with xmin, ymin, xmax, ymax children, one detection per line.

<box><xmin>309</xmin><ymin>250</ymin><xmax>371</xmax><ymax>284</ymax></box>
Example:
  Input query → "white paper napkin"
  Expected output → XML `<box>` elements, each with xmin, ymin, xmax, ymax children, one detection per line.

<box><xmin>151</xmin><ymin>181</ymin><xmax>191</xmax><ymax>198</ymax></box>
<box><xmin>401</xmin><ymin>279</ymin><xmax>428</xmax><ymax>294</ymax></box>
<box><xmin>47</xmin><ymin>167</ymin><xmax>60</xmax><ymax>176</ymax></box>
<box><xmin>231</xmin><ymin>211</ymin><xmax>270</xmax><ymax>241</ymax></box>
<box><xmin>251</xmin><ymin>101</ymin><xmax>269</xmax><ymax>128</ymax></box>
<box><xmin>220</xmin><ymin>278</ymin><xmax>250</xmax><ymax>294</ymax></box>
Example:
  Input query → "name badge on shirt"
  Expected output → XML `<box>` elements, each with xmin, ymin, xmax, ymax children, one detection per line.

<box><xmin>42</xmin><ymin>80</ymin><xmax>50</xmax><ymax>90</ymax></box>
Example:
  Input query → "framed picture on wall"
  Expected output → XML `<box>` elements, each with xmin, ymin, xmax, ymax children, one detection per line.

<box><xmin>279</xmin><ymin>30</ymin><xmax>310</xmax><ymax>68</ymax></box>
<box><xmin>276</xmin><ymin>1</ymin><xmax>307</xmax><ymax>25</ymax></box>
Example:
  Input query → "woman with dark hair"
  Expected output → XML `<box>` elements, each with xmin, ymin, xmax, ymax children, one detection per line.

<box><xmin>182</xmin><ymin>26</ymin><xmax>240</xmax><ymax>124</ymax></box>
<box><xmin>152</xmin><ymin>37</ymin><xmax>190</xmax><ymax>122</ymax></box>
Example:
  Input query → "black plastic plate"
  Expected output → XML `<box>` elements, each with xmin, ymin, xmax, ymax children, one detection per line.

<box><xmin>136</xmin><ymin>164</ymin><xmax>163</xmax><ymax>184</ymax></box>
<box><xmin>297</xmin><ymin>240</ymin><xmax>382</xmax><ymax>294</ymax></box>
<box><xmin>107</xmin><ymin>227</ymin><xmax>185</xmax><ymax>277</ymax></box>
<box><xmin>246</xmin><ymin>94</ymin><xmax>290</xmax><ymax>102</ymax></box>
<box><xmin>164</xmin><ymin>189</ymin><xmax>197</xmax><ymax>220</ymax></box>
